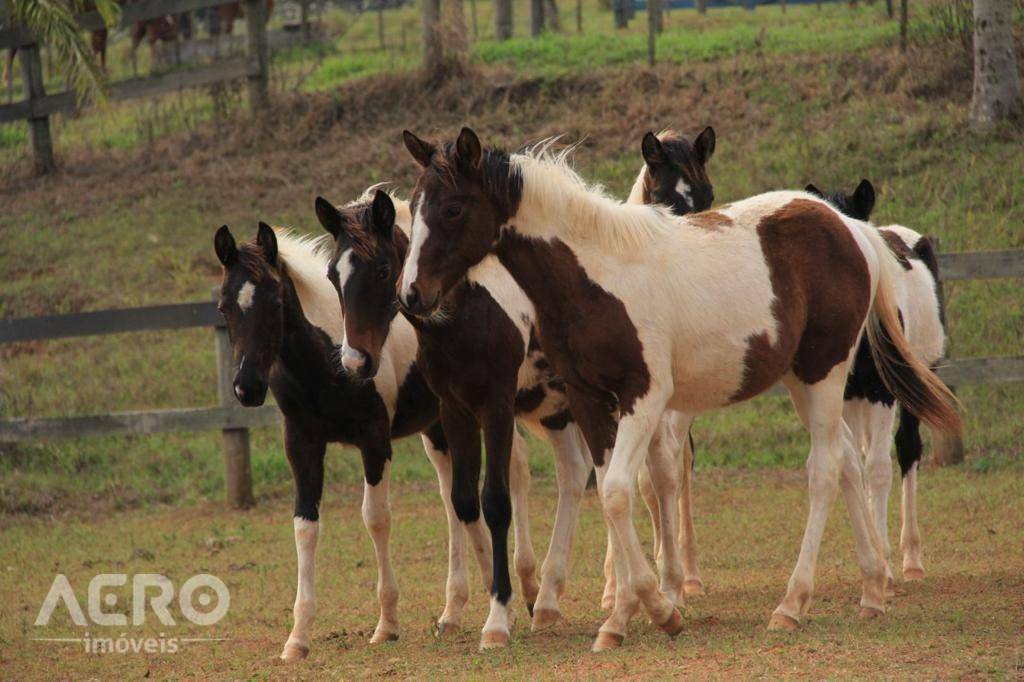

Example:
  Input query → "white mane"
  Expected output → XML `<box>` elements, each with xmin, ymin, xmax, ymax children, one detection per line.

<box><xmin>351</xmin><ymin>183</ymin><xmax>413</xmax><ymax>237</ymax></box>
<box><xmin>509</xmin><ymin>146</ymin><xmax>678</xmax><ymax>254</ymax></box>
<box><xmin>272</xmin><ymin>228</ymin><xmax>345</xmax><ymax>344</ymax></box>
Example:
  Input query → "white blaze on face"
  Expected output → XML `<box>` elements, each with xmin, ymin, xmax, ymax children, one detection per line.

<box><xmin>334</xmin><ymin>249</ymin><xmax>356</xmax><ymax>296</ymax></box>
<box><xmin>401</xmin><ymin>205</ymin><xmax>430</xmax><ymax>302</ymax></box>
<box><xmin>237</xmin><ymin>281</ymin><xmax>256</xmax><ymax>312</ymax></box>
<box><xmin>675</xmin><ymin>179</ymin><xmax>693</xmax><ymax>209</ymax></box>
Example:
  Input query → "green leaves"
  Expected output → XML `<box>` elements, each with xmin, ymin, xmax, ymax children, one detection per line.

<box><xmin>2</xmin><ymin>0</ymin><xmax>121</xmax><ymax>105</ymax></box>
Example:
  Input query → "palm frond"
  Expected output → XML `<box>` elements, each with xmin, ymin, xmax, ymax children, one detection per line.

<box><xmin>4</xmin><ymin>0</ymin><xmax>121</xmax><ymax>105</ymax></box>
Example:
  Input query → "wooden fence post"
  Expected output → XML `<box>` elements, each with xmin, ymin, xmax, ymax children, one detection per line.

<box><xmin>245</xmin><ymin>0</ymin><xmax>270</xmax><ymax>111</ymax></box>
<box><xmin>647</xmin><ymin>0</ymin><xmax>659</xmax><ymax>65</ymax></box>
<box><xmin>929</xmin><ymin>237</ymin><xmax>966</xmax><ymax>466</ymax></box>
<box><xmin>213</xmin><ymin>288</ymin><xmax>255</xmax><ymax>508</ymax></box>
<box><xmin>19</xmin><ymin>43</ymin><xmax>55</xmax><ymax>175</ymax></box>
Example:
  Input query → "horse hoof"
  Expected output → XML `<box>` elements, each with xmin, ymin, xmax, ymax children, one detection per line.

<box><xmin>767</xmin><ymin>613</ymin><xmax>799</xmax><ymax>632</ymax></box>
<box><xmin>531</xmin><ymin>608</ymin><xmax>561</xmax><ymax>632</ymax></box>
<box><xmin>479</xmin><ymin>629</ymin><xmax>509</xmax><ymax>649</ymax></box>
<box><xmin>858</xmin><ymin>606</ymin><xmax>884</xmax><ymax>620</ymax></box>
<box><xmin>279</xmin><ymin>643</ymin><xmax>309</xmax><ymax>662</ymax></box>
<box><xmin>591</xmin><ymin>631</ymin><xmax>624</xmax><ymax>652</ymax></box>
<box><xmin>600</xmin><ymin>594</ymin><xmax>616</xmax><ymax>610</ymax></box>
<box><xmin>436</xmin><ymin>621</ymin><xmax>461</xmax><ymax>638</ymax></box>
<box><xmin>369</xmin><ymin>631</ymin><xmax>399</xmax><ymax>644</ymax></box>
<box><xmin>903</xmin><ymin>567</ymin><xmax>925</xmax><ymax>581</ymax></box>
<box><xmin>683</xmin><ymin>580</ymin><xmax>706</xmax><ymax>597</ymax></box>
<box><xmin>657</xmin><ymin>608</ymin><xmax>685</xmax><ymax>637</ymax></box>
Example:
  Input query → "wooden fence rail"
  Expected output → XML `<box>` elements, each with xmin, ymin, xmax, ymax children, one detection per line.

<box><xmin>1</xmin><ymin>246</ymin><xmax>1022</xmax><ymax>506</ymax></box>
<box><xmin>0</xmin><ymin>0</ymin><xmax>270</xmax><ymax>173</ymax></box>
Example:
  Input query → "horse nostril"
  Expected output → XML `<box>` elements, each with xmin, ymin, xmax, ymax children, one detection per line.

<box><xmin>405</xmin><ymin>285</ymin><xmax>421</xmax><ymax>310</ymax></box>
<box><xmin>234</xmin><ymin>384</ymin><xmax>245</xmax><ymax>401</ymax></box>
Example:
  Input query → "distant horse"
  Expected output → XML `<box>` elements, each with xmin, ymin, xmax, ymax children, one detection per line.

<box><xmin>805</xmin><ymin>179</ymin><xmax>945</xmax><ymax>586</ymax></box>
<box><xmin>214</xmin><ymin>223</ymin><xmax>496</xmax><ymax>661</ymax></box>
<box><xmin>397</xmin><ymin>127</ymin><xmax>960</xmax><ymax>650</ymax></box>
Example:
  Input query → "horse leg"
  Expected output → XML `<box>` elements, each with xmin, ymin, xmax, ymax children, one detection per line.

<box><xmin>421</xmin><ymin>425</ymin><xmax>480</xmax><ymax>636</ymax></box>
<box><xmin>479</xmin><ymin>402</ymin><xmax>517</xmax><ymax>649</ymax></box>
<box><xmin>592</xmin><ymin>462</ymin><xmax>641</xmax><ymax>651</ymax></box>
<box><xmin>895</xmin><ymin>407</ymin><xmax>925</xmax><ymax>580</ymax></box>
<box><xmin>600</xmin><ymin>529</ymin><xmax>617</xmax><ymax>610</ymax></box>
<box><xmin>772</xmin><ymin>369</ymin><xmax>884</xmax><ymax>629</ymax></box>
<box><xmin>509</xmin><ymin>427</ymin><xmax>539</xmax><ymax>616</ymax></box>
<box><xmin>676</xmin><ymin>420</ymin><xmax>705</xmax><ymax>596</ymax></box>
<box><xmin>596</xmin><ymin>389</ymin><xmax>682</xmax><ymax>646</ymax></box>
<box><xmin>863</xmin><ymin>403</ymin><xmax>898</xmax><ymax>594</ymax></box>
<box><xmin>645</xmin><ymin>416</ymin><xmax>685</xmax><ymax>606</ymax></box>
<box><xmin>358</xmin><ymin>445</ymin><xmax>400</xmax><ymax>644</ymax></box>
<box><xmin>532</xmin><ymin>422</ymin><xmax>591</xmax><ymax>631</ymax></box>
<box><xmin>280</xmin><ymin>422</ymin><xmax>325</xmax><ymax>662</ymax></box>
<box><xmin>637</xmin><ymin>460</ymin><xmax>663</xmax><ymax>563</ymax></box>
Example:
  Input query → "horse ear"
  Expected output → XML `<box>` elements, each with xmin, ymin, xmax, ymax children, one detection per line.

<box><xmin>257</xmin><ymin>222</ymin><xmax>278</xmax><ymax>265</ymax></box>
<box><xmin>805</xmin><ymin>183</ymin><xmax>824</xmax><ymax>198</ymax></box>
<box><xmin>371</xmin><ymin>189</ymin><xmax>396</xmax><ymax>239</ymax></box>
<box><xmin>315</xmin><ymin>196</ymin><xmax>345</xmax><ymax>239</ymax></box>
<box><xmin>456</xmin><ymin>127</ymin><xmax>482</xmax><ymax>169</ymax></box>
<box><xmin>214</xmin><ymin>225</ymin><xmax>237</xmax><ymax>267</ymax></box>
<box><xmin>694</xmin><ymin>126</ymin><xmax>716</xmax><ymax>165</ymax></box>
<box><xmin>853</xmin><ymin>179</ymin><xmax>876</xmax><ymax>219</ymax></box>
<box><xmin>403</xmin><ymin>130</ymin><xmax>435</xmax><ymax>168</ymax></box>
<box><xmin>641</xmin><ymin>132</ymin><xmax>665</xmax><ymax>166</ymax></box>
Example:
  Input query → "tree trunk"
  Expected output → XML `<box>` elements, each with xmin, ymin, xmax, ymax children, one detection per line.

<box><xmin>970</xmin><ymin>0</ymin><xmax>1023</xmax><ymax>127</ymax></box>
<box><xmin>885</xmin><ymin>0</ymin><xmax>893</xmax><ymax>18</ymax></box>
<box><xmin>697</xmin><ymin>0</ymin><xmax>707</xmax><ymax>14</ymax></box>
<box><xmin>423</xmin><ymin>0</ymin><xmax>443</xmax><ymax>78</ymax></box>
<box><xmin>647</xmin><ymin>0</ymin><xmax>659</xmax><ymax>64</ymax></box>
<box><xmin>899</xmin><ymin>0</ymin><xmax>908</xmax><ymax>52</ymax></box>
<box><xmin>577</xmin><ymin>0</ymin><xmax>583</xmax><ymax>32</ymax></box>
<box><xmin>470</xmin><ymin>0</ymin><xmax>479</xmax><ymax>37</ymax></box>
<box><xmin>531</xmin><ymin>0</ymin><xmax>545</xmax><ymax>35</ymax></box>
<box><xmin>545</xmin><ymin>0</ymin><xmax>561</xmax><ymax>31</ymax></box>
<box><xmin>615</xmin><ymin>0</ymin><xmax>630</xmax><ymax>27</ymax></box>
<box><xmin>495</xmin><ymin>0</ymin><xmax>513</xmax><ymax>39</ymax></box>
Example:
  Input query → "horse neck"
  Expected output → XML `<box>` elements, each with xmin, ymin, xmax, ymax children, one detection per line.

<box><xmin>276</xmin><ymin>270</ymin><xmax>336</xmax><ymax>385</ymax></box>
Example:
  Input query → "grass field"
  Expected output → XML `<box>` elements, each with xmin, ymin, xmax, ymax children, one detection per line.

<box><xmin>1</xmin><ymin>468</ymin><xmax>1021</xmax><ymax>677</ymax></box>
<box><xmin>0</xmin><ymin>2</ymin><xmax>1022</xmax><ymax>676</ymax></box>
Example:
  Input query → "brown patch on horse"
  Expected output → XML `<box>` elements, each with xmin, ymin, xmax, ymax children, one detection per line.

<box><xmin>689</xmin><ymin>211</ymin><xmax>733</xmax><ymax>231</ymax></box>
<box><xmin>731</xmin><ymin>199</ymin><xmax>871</xmax><ymax>402</ymax></box>
<box><xmin>879</xmin><ymin>229</ymin><xmax>915</xmax><ymax>271</ymax></box>
<box><xmin>496</xmin><ymin>234</ymin><xmax>650</xmax><ymax>465</ymax></box>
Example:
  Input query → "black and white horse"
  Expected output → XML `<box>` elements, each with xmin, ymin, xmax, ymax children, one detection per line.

<box><xmin>806</xmin><ymin>179</ymin><xmax>946</xmax><ymax>585</ymax></box>
<box><xmin>214</xmin><ymin>224</ymin><xmax>493</xmax><ymax>660</ymax></box>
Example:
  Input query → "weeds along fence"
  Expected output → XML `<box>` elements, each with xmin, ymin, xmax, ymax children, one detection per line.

<box><xmin>1</xmin><ymin>246</ymin><xmax>1022</xmax><ymax>507</ymax></box>
<box><xmin>0</xmin><ymin>0</ymin><xmax>272</xmax><ymax>174</ymax></box>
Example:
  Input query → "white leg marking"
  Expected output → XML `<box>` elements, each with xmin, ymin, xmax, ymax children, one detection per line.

<box><xmin>362</xmin><ymin>461</ymin><xmax>400</xmax><ymax>643</ymax></box>
<box><xmin>509</xmin><ymin>428</ymin><xmax>539</xmax><ymax>612</ymax></box>
<box><xmin>674</xmin><ymin>413</ymin><xmax>704</xmax><ymax>595</ymax></box>
<box><xmin>422</xmin><ymin>435</ymin><xmax>472</xmax><ymax>633</ymax></box>
<box><xmin>863</xmin><ymin>404</ymin><xmax>898</xmax><ymax>588</ymax></box>
<box><xmin>532</xmin><ymin>424</ymin><xmax>591</xmax><ymax>628</ymax></box>
<box><xmin>594</xmin><ymin>462</ymin><xmax>641</xmax><ymax>650</ymax></box>
<box><xmin>281</xmin><ymin>517</ymin><xmax>319</xmax><ymax>660</ymax></box>
<box><xmin>900</xmin><ymin>461</ymin><xmax>925</xmax><ymax>578</ymax></box>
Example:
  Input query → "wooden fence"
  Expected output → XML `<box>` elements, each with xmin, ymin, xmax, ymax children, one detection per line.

<box><xmin>0</xmin><ymin>0</ymin><xmax>271</xmax><ymax>174</ymax></box>
<box><xmin>1</xmin><ymin>247</ymin><xmax>1022</xmax><ymax>507</ymax></box>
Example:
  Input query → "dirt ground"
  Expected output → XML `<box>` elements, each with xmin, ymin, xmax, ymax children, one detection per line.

<box><xmin>2</xmin><ymin>467</ymin><xmax>1021</xmax><ymax>678</ymax></box>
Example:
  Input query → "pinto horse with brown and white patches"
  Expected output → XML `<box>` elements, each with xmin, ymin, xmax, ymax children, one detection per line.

<box><xmin>397</xmin><ymin>127</ymin><xmax>962</xmax><ymax>651</ymax></box>
<box><xmin>314</xmin><ymin>134</ymin><xmax>717</xmax><ymax>648</ymax></box>
<box><xmin>314</xmin><ymin>187</ymin><xmax>594</xmax><ymax>647</ymax></box>
<box><xmin>213</xmin><ymin>224</ymin><xmax>494</xmax><ymax>660</ymax></box>
<box><xmin>805</xmin><ymin>178</ymin><xmax>946</xmax><ymax>585</ymax></box>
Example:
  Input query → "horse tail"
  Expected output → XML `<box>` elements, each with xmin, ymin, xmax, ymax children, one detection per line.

<box><xmin>857</xmin><ymin>224</ymin><xmax>963</xmax><ymax>437</ymax></box>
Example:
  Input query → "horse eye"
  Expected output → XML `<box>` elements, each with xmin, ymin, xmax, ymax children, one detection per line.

<box><xmin>378</xmin><ymin>264</ymin><xmax>390</xmax><ymax>280</ymax></box>
<box><xmin>443</xmin><ymin>204</ymin><xmax>463</xmax><ymax>219</ymax></box>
